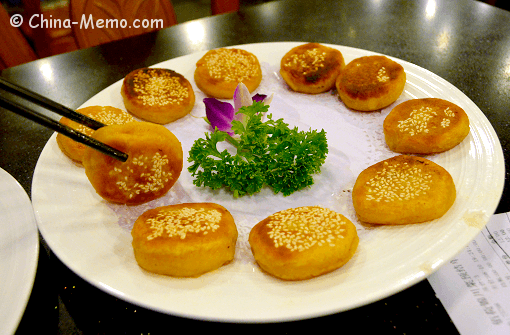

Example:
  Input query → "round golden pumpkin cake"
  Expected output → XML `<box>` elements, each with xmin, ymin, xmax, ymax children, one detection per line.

<box><xmin>383</xmin><ymin>98</ymin><xmax>470</xmax><ymax>154</ymax></box>
<box><xmin>56</xmin><ymin>105</ymin><xmax>136</xmax><ymax>163</ymax></box>
<box><xmin>249</xmin><ymin>206</ymin><xmax>358</xmax><ymax>281</ymax></box>
<box><xmin>280</xmin><ymin>42</ymin><xmax>345</xmax><ymax>94</ymax></box>
<box><xmin>121</xmin><ymin>68</ymin><xmax>195</xmax><ymax>124</ymax></box>
<box><xmin>131</xmin><ymin>203</ymin><xmax>238</xmax><ymax>277</ymax></box>
<box><xmin>352</xmin><ymin>155</ymin><xmax>456</xmax><ymax>225</ymax></box>
<box><xmin>82</xmin><ymin>122</ymin><xmax>183</xmax><ymax>205</ymax></box>
<box><xmin>335</xmin><ymin>55</ymin><xmax>406</xmax><ymax>111</ymax></box>
<box><xmin>194</xmin><ymin>48</ymin><xmax>262</xmax><ymax>99</ymax></box>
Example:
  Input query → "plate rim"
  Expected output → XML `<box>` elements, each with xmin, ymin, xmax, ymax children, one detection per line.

<box><xmin>0</xmin><ymin>167</ymin><xmax>39</xmax><ymax>333</ymax></box>
<box><xmin>31</xmin><ymin>41</ymin><xmax>505</xmax><ymax>323</ymax></box>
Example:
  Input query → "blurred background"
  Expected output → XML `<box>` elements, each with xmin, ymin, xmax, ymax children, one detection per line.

<box><xmin>0</xmin><ymin>0</ymin><xmax>509</xmax><ymax>69</ymax></box>
<box><xmin>0</xmin><ymin>0</ymin><xmax>272</xmax><ymax>69</ymax></box>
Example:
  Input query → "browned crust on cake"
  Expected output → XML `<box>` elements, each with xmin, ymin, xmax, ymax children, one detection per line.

<box><xmin>249</xmin><ymin>206</ymin><xmax>358</xmax><ymax>280</ymax></box>
<box><xmin>82</xmin><ymin>122</ymin><xmax>183</xmax><ymax>205</ymax></box>
<box><xmin>336</xmin><ymin>55</ymin><xmax>406</xmax><ymax>111</ymax></box>
<box><xmin>352</xmin><ymin>155</ymin><xmax>456</xmax><ymax>224</ymax></box>
<box><xmin>194</xmin><ymin>48</ymin><xmax>262</xmax><ymax>99</ymax></box>
<box><xmin>131</xmin><ymin>202</ymin><xmax>238</xmax><ymax>277</ymax></box>
<box><xmin>56</xmin><ymin>106</ymin><xmax>136</xmax><ymax>163</ymax></box>
<box><xmin>121</xmin><ymin>68</ymin><xmax>195</xmax><ymax>124</ymax></box>
<box><xmin>383</xmin><ymin>98</ymin><xmax>470</xmax><ymax>154</ymax></box>
<box><xmin>280</xmin><ymin>43</ymin><xmax>346</xmax><ymax>94</ymax></box>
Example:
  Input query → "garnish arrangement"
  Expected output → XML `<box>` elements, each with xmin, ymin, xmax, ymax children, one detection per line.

<box><xmin>188</xmin><ymin>83</ymin><xmax>329</xmax><ymax>197</ymax></box>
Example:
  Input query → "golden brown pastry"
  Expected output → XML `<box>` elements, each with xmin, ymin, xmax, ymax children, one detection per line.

<box><xmin>352</xmin><ymin>155</ymin><xmax>456</xmax><ymax>225</ymax></box>
<box><xmin>194</xmin><ymin>48</ymin><xmax>262</xmax><ymax>99</ymax></box>
<box><xmin>280</xmin><ymin>43</ymin><xmax>345</xmax><ymax>94</ymax></box>
<box><xmin>56</xmin><ymin>106</ymin><xmax>136</xmax><ymax>163</ymax></box>
<box><xmin>383</xmin><ymin>98</ymin><xmax>470</xmax><ymax>154</ymax></box>
<box><xmin>249</xmin><ymin>206</ymin><xmax>358</xmax><ymax>281</ymax></box>
<box><xmin>121</xmin><ymin>68</ymin><xmax>195</xmax><ymax>124</ymax></box>
<box><xmin>82</xmin><ymin>122</ymin><xmax>183</xmax><ymax>205</ymax></box>
<box><xmin>131</xmin><ymin>203</ymin><xmax>237</xmax><ymax>277</ymax></box>
<box><xmin>335</xmin><ymin>55</ymin><xmax>406</xmax><ymax>111</ymax></box>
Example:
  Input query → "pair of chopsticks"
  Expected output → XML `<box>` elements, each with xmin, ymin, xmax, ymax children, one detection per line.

<box><xmin>0</xmin><ymin>77</ymin><xmax>128</xmax><ymax>162</ymax></box>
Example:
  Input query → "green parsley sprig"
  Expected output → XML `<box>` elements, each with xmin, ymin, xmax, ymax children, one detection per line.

<box><xmin>188</xmin><ymin>102</ymin><xmax>328</xmax><ymax>197</ymax></box>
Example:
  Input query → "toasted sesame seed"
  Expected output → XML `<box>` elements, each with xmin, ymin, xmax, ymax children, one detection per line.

<box><xmin>397</xmin><ymin>106</ymin><xmax>435</xmax><ymax>135</ymax></box>
<box><xmin>364</xmin><ymin>162</ymin><xmax>432</xmax><ymax>202</ymax></box>
<box><xmin>377</xmin><ymin>66</ymin><xmax>390</xmax><ymax>82</ymax></box>
<box><xmin>396</xmin><ymin>104</ymin><xmax>457</xmax><ymax>135</ymax></box>
<box><xmin>145</xmin><ymin>207</ymin><xmax>222</xmax><ymax>240</ymax></box>
<box><xmin>441</xmin><ymin>118</ymin><xmax>451</xmax><ymax>128</ymax></box>
<box><xmin>444</xmin><ymin>107</ymin><xmax>455</xmax><ymax>118</ymax></box>
<box><xmin>203</xmin><ymin>49</ymin><xmax>259</xmax><ymax>82</ymax></box>
<box><xmin>75</xmin><ymin>107</ymin><xmax>135</xmax><ymax>136</ymax></box>
<box><xmin>266</xmin><ymin>206</ymin><xmax>347</xmax><ymax>252</ymax></box>
<box><xmin>284</xmin><ymin>48</ymin><xmax>327</xmax><ymax>76</ymax></box>
<box><xmin>112</xmin><ymin>152</ymin><xmax>173</xmax><ymax>199</ymax></box>
<box><xmin>132</xmin><ymin>69</ymin><xmax>189</xmax><ymax>107</ymax></box>
<box><xmin>94</xmin><ymin>107</ymin><xmax>136</xmax><ymax>125</ymax></box>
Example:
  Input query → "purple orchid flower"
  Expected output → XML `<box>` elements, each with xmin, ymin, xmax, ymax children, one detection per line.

<box><xmin>204</xmin><ymin>83</ymin><xmax>273</xmax><ymax>135</ymax></box>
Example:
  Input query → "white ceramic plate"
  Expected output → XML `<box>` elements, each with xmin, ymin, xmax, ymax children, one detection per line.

<box><xmin>0</xmin><ymin>167</ymin><xmax>39</xmax><ymax>334</ymax></box>
<box><xmin>32</xmin><ymin>42</ymin><xmax>504</xmax><ymax>323</ymax></box>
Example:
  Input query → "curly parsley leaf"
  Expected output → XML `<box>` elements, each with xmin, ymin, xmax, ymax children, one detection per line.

<box><xmin>187</xmin><ymin>102</ymin><xmax>328</xmax><ymax>197</ymax></box>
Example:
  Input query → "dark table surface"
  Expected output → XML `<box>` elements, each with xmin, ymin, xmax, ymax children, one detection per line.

<box><xmin>1</xmin><ymin>0</ymin><xmax>509</xmax><ymax>333</ymax></box>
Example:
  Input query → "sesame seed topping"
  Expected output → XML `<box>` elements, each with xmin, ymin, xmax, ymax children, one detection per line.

<box><xmin>203</xmin><ymin>49</ymin><xmax>259</xmax><ymax>82</ymax></box>
<box><xmin>76</xmin><ymin>107</ymin><xmax>135</xmax><ymax>136</ymax></box>
<box><xmin>145</xmin><ymin>207</ymin><xmax>222</xmax><ymax>240</ymax></box>
<box><xmin>444</xmin><ymin>107</ymin><xmax>455</xmax><ymax>118</ymax></box>
<box><xmin>364</xmin><ymin>162</ymin><xmax>432</xmax><ymax>202</ymax></box>
<box><xmin>284</xmin><ymin>48</ymin><xmax>327</xmax><ymax>76</ymax></box>
<box><xmin>132</xmin><ymin>69</ymin><xmax>189</xmax><ymax>107</ymax></box>
<box><xmin>377</xmin><ymin>66</ymin><xmax>390</xmax><ymax>82</ymax></box>
<box><xmin>112</xmin><ymin>152</ymin><xmax>172</xmax><ymax>199</ymax></box>
<box><xmin>397</xmin><ymin>106</ymin><xmax>435</xmax><ymax>136</ymax></box>
<box><xmin>266</xmin><ymin>206</ymin><xmax>348</xmax><ymax>252</ymax></box>
<box><xmin>441</xmin><ymin>118</ymin><xmax>451</xmax><ymax>128</ymax></box>
<box><xmin>397</xmin><ymin>105</ymin><xmax>456</xmax><ymax>135</ymax></box>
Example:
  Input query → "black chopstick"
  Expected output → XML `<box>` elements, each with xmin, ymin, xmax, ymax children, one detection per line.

<box><xmin>0</xmin><ymin>80</ymin><xmax>128</xmax><ymax>162</ymax></box>
<box><xmin>0</xmin><ymin>77</ymin><xmax>106</xmax><ymax>130</ymax></box>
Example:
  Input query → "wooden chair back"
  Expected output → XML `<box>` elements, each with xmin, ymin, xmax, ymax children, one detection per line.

<box><xmin>19</xmin><ymin>0</ymin><xmax>78</xmax><ymax>58</ymax></box>
<box><xmin>1</xmin><ymin>0</ymin><xmax>241</xmax><ymax>69</ymax></box>
<box><xmin>69</xmin><ymin>0</ymin><xmax>178</xmax><ymax>49</ymax></box>
<box><xmin>0</xmin><ymin>4</ymin><xmax>38</xmax><ymax>69</ymax></box>
<box><xmin>212</xmin><ymin>0</ymin><xmax>240</xmax><ymax>15</ymax></box>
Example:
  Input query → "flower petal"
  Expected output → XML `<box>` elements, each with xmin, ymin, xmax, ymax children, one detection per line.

<box><xmin>204</xmin><ymin>98</ymin><xmax>235</xmax><ymax>135</ymax></box>
<box><xmin>252</xmin><ymin>94</ymin><xmax>267</xmax><ymax>103</ymax></box>
<box><xmin>233</xmin><ymin>82</ymin><xmax>253</xmax><ymax>113</ymax></box>
<box><xmin>262</xmin><ymin>93</ymin><xmax>274</xmax><ymax>105</ymax></box>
